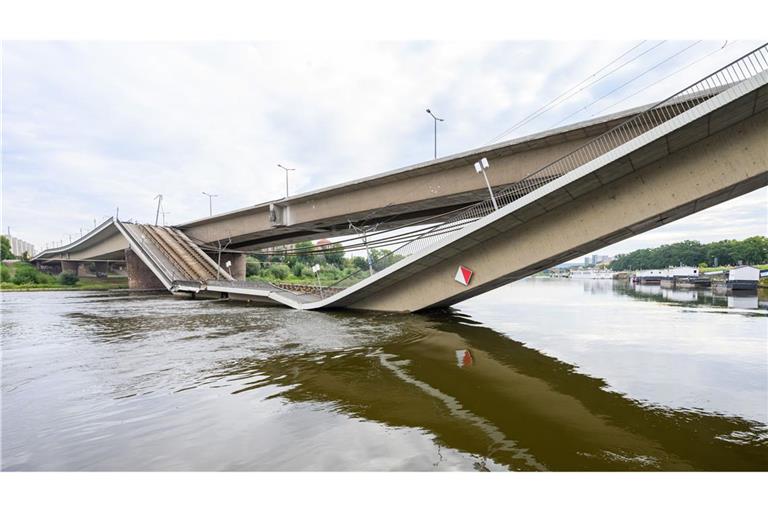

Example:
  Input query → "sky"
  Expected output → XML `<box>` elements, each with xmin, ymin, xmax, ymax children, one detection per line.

<box><xmin>2</xmin><ymin>40</ymin><xmax>766</xmax><ymax>258</ymax></box>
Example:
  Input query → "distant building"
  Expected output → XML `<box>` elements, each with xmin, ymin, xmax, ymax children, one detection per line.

<box><xmin>7</xmin><ymin>236</ymin><xmax>35</xmax><ymax>258</ymax></box>
<box><xmin>584</xmin><ymin>254</ymin><xmax>611</xmax><ymax>267</ymax></box>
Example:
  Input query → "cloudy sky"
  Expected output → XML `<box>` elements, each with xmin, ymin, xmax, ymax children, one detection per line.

<box><xmin>2</xmin><ymin>40</ymin><xmax>766</xmax><ymax>257</ymax></box>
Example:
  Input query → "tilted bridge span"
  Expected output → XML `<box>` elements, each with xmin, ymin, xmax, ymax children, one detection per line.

<box><xmin>32</xmin><ymin>45</ymin><xmax>768</xmax><ymax>312</ymax></box>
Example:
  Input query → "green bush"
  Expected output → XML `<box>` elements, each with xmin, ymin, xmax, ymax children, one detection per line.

<box><xmin>11</xmin><ymin>264</ymin><xmax>38</xmax><ymax>284</ymax></box>
<box><xmin>0</xmin><ymin>265</ymin><xmax>10</xmax><ymax>282</ymax></box>
<box><xmin>245</xmin><ymin>258</ymin><xmax>261</xmax><ymax>276</ymax></box>
<box><xmin>58</xmin><ymin>271</ymin><xmax>80</xmax><ymax>286</ymax></box>
<box><xmin>268</xmin><ymin>263</ymin><xmax>291</xmax><ymax>280</ymax></box>
<box><xmin>291</xmin><ymin>262</ymin><xmax>306</xmax><ymax>277</ymax></box>
<box><xmin>11</xmin><ymin>263</ymin><xmax>54</xmax><ymax>285</ymax></box>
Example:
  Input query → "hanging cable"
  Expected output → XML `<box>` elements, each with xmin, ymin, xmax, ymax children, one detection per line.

<box><xmin>586</xmin><ymin>41</ymin><xmax>742</xmax><ymax>119</ymax></box>
<box><xmin>485</xmin><ymin>40</ymin><xmax>663</xmax><ymax>144</ymax></box>
<box><xmin>548</xmin><ymin>41</ymin><xmax>702</xmax><ymax>129</ymax></box>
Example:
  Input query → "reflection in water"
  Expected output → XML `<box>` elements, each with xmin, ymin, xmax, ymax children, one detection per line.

<box><xmin>455</xmin><ymin>349</ymin><xmax>473</xmax><ymax>368</ymax></box>
<box><xmin>728</xmin><ymin>294</ymin><xmax>759</xmax><ymax>310</ymax></box>
<box><xmin>617</xmin><ymin>280</ymin><xmax>765</xmax><ymax>311</ymax></box>
<box><xmin>2</xmin><ymin>283</ymin><xmax>767</xmax><ymax>471</ymax></box>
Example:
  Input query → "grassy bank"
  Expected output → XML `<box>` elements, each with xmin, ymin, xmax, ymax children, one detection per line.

<box><xmin>1</xmin><ymin>276</ymin><xmax>129</xmax><ymax>292</ymax></box>
<box><xmin>1</xmin><ymin>262</ymin><xmax>129</xmax><ymax>292</ymax></box>
<box><xmin>699</xmin><ymin>263</ymin><xmax>768</xmax><ymax>273</ymax></box>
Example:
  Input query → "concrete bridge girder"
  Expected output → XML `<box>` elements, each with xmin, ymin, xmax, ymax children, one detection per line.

<box><xmin>177</xmin><ymin>108</ymin><xmax>655</xmax><ymax>250</ymax></box>
<box><xmin>345</xmin><ymin>108</ymin><xmax>768</xmax><ymax>312</ymax></box>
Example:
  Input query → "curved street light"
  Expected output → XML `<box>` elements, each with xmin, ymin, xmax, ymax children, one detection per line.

<box><xmin>202</xmin><ymin>192</ymin><xmax>218</xmax><ymax>216</ymax></box>
<box><xmin>277</xmin><ymin>164</ymin><xmax>295</xmax><ymax>198</ymax></box>
<box><xmin>426</xmin><ymin>108</ymin><xmax>444</xmax><ymax>159</ymax></box>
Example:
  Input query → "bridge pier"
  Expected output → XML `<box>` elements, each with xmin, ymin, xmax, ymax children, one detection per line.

<box><xmin>224</xmin><ymin>253</ymin><xmax>246</xmax><ymax>280</ymax></box>
<box><xmin>125</xmin><ymin>248</ymin><xmax>165</xmax><ymax>290</ymax></box>
<box><xmin>93</xmin><ymin>261</ymin><xmax>109</xmax><ymax>276</ymax></box>
<box><xmin>204</xmin><ymin>251</ymin><xmax>246</xmax><ymax>280</ymax></box>
<box><xmin>61</xmin><ymin>261</ymin><xmax>79</xmax><ymax>275</ymax></box>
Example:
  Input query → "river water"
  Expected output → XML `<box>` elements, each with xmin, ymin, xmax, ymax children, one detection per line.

<box><xmin>1</xmin><ymin>278</ymin><xmax>766</xmax><ymax>471</ymax></box>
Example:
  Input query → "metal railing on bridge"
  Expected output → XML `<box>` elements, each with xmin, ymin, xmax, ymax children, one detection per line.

<box><xmin>320</xmin><ymin>43</ymin><xmax>768</xmax><ymax>296</ymax></box>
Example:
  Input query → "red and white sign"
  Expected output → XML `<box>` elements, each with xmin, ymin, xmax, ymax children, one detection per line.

<box><xmin>455</xmin><ymin>349</ymin><xmax>474</xmax><ymax>368</ymax></box>
<box><xmin>454</xmin><ymin>265</ymin><xmax>473</xmax><ymax>286</ymax></box>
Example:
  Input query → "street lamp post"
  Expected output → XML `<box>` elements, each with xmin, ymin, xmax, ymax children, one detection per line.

<box><xmin>277</xmin><ymin>164</ymin><xmax>295</xmax><ymax>198</ymax></box>
<box><xmin>426</xmin><ymin>108</ymin><xmax>444</xmax><ymax>159</ymax></box>
<box><xmin>312</xmin><ymin>263</ymin><xmax>324</xmax><ymax>298</ymax></box>
<box><xmin>202</xmin><ymin>192</ymin><xmax>217</xmax><ymax>216</ymax></box>
<box><xmin>474</xmin><ymin>157</ymin><xmax>498</xmax><ymax>210</ymax></box>
<box><xmin>154</xmin><ymin>194</ymin><xmax>163</xmax><ymax>226</ymax></box>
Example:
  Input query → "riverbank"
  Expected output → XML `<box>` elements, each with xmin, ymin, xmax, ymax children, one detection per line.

<box><xmin>0</xmin><ymin>276</ymin><xmax>128</xmax><ymax>292</ymax></box>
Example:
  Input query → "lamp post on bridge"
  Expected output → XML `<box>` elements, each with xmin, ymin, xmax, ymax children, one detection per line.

<box><xmin>474</xmin><ymin>157</ymin><xmax>498</xmax><ymax>210</ymax></box>
<box><xmin>426</xmin><ymin>108</ymin><xmax>444</xmax><ymax>159</ymax></box>
<box><xmin>202</xmin><ymin>192</ymin><xmax>217</xmax><ymax>217</ymax></box>
<box><xmin>277</xmin><ymin>164</ymin><xmax>295</xmax><ymax>198</ymax></box>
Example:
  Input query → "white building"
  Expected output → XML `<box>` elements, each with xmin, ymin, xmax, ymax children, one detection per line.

<box><xmin>570</xmin><ymin>269</ymin><xmax>615</xmax><ymax>279</ymax></box>
<box><xmin>7</xmin><ymin>236</ymin><xmax>35</xmax><ymax>258</ymax></box>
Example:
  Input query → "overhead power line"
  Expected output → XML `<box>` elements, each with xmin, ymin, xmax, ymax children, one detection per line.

<box><xmin>486</xmin><ymin>40</ymin><xmax>664</xmax><ymax>144</ymax></box>
<box><xmin>548</xmin><ymin>40</ymin><xmax>702</xmax><ymax>128</ymax></box>
<box><xmin>586</xmin><ymin>40</ymin><xmax>744</xmax><ymax>119</ymax></box>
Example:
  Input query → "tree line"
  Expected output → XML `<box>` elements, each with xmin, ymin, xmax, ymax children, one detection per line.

<box><xmin>608</xmin><ymin>237</ymin><xmax>768</xmax><ymax>271</ymax></box>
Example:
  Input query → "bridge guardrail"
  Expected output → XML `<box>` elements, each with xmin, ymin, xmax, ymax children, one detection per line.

<box><xmin>323</xmin><ymin>43</ymin><xmax>768</xmax><ymax>296</ymax></box>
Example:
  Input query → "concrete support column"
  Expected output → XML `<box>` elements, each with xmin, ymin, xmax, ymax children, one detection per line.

<box><xmin>125</xmin><ymin>249</ymin><xmax>165</xmax><ymax>290</ymax></box>
<box><xmin>61</xmin><ymin>261</ymin><xmax>79</xmax><ymax>274</ymax></box>
<box><xmin>76</xmin><ymin>263</ymin><xmax>90</xmax><ymax>276</ymax></box>
<box><xmin>94</xmin><ymin>261</ymin><xmax>109</xmax><ymax>276</ymax></box>
<box><xmin>204</xmin><ymin>251</ymin><xmax>247</xmax><ymax>281</ymax></box>
<box><xmin>221</xmin><ymin>252</ymin><xmax>246</xmax><ymax>281</ymax></box>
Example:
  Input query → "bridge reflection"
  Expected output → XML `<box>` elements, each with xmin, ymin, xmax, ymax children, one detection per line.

<box><xmin>206</xmin><ymin>309</ymin><xmax>766</xmax><ymax>471</ymax></box>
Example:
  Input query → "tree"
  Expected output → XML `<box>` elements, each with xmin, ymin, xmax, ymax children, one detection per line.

<box><xmin>350</xmin><ymin>256</ymin><xmax>368</xmax><ymax>271</ymax></box>
<box><xmin>245</xmin><ymin>258</ymin><xmax>262</xmax><ymax>276</ymax></box>
<box><xmin>369</xmin><ymin>249</ymin><xmax>404</xmax><ymax>271</ymax></box>
<box><xmin>322</xmin><ymin>242</ymin><xmax>345</xmax><ymax>267</ymax></box>
<box><xmin>609</xmin><ymin>237</ymin><xmax>768</xmax><ymax>271</ymax></box>
<box><xmin>294</xmin><ymin>241</ymin><xmax>315</xmax><ymax>265</ymax></box>
<box><xmin>0</xmin><ymin>236</ymin><xmax>13</xmax><ymax>260</ymax></box>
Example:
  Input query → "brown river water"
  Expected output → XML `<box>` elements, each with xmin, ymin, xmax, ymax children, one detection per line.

<box><xmin>1</xmin><ymin>278</ymin><xmax>766</xmax><ymax>470</ymax></box>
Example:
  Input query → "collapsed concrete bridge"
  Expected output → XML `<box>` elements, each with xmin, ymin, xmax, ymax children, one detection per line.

<box><xmin>32</xmin><ymin>45</ymin><xmax>768</xmax><ymax>312</ymax></box>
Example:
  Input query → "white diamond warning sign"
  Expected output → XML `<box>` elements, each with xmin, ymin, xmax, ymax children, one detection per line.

<box><xmin>454</xmin><ymin>265</ymin><xmax>473</xmax><ymax>286</ymax></box>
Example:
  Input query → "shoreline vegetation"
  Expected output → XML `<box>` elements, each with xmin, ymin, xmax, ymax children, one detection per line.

<box><xmin>608</xmin><ymin>237</ymin><xmax>768</xmax><ymax>271</ymax></box>
<box><xmin>3</xmin><ymin>237</ymin><xmax>766</xmax><ymax>292</ymax></box>
<box><xmin>1</xmin><ymin>261</ymin><xmax>128</xmax><ymax>292</ymax></box>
